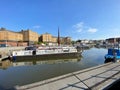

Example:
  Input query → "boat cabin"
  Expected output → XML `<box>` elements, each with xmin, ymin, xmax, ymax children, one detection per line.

<box><xmin>105</xmin><ymin>48</ymin><xmax>120</xmax><ymax>63</ymax></box>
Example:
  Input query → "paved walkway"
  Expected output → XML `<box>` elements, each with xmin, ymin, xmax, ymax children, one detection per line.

<box><xmin>15</xmin><ymin>62</ymin><xmax>120</xmax><ymax>90</ymax></box>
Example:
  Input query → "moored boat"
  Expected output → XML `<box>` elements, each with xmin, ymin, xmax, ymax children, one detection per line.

<box><xmin>5</xmin><ymin>46</ymin><xmax>82</xmax><ymax>61</ymax></box>
<box><xmin>104</xmin><ymin>48</ymin><xmax>120</xmax><ymax>63</ymax></box>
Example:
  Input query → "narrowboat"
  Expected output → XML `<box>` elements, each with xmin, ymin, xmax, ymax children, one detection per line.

<box><xmin>4</xmin><ymin>46</ymin><xmax>82</xmax><ymax>61</ymax></box>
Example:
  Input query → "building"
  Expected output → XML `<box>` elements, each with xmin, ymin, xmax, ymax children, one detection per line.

<box><xmin>0</xmin><ymin>27</ymin><xmax>72</xmax><ymax>46</ymax></box>
<box><xmin>0</xmin><ymin>28</ymin><xmax>23</xmax><ymax>41</ymax></box>
<box><xmin>39</xmin><ymin>33</ymin><xmax>71</xmax><ymax>46</ymax></box>
<box><xmin>63</xmin><ymin>37</ymin><xmax>71</xmax><ymax>45</ymax></box>
<box><xmin>106</xmin><ymin>38</ymin><xmax>120</xmax><ymax>43</ymax></box>
<box><xmin>40</xmin><ymin>33</ymin><xmax>52</xmax><ymax>43</ymax></box>
<box><xmin>52</xmin><ymin>36</ymin><xmax>57</xmax><ymax>43</ymax></box>
<box><xmin>20</xmin><ymin>29</ymin><xmax>39</xmax><ymax>45</ymax></box>
<box><xmin>39</xmin><ymin>33</ymin><xmax>58</xmax><ymax>45</ymax></box>
<box><xmin>60</xmin><ymin>37</ymin><xmax>71</xmax><ymax>45</ymax></box>
<box><xmin>0</xmin><ymin>28</ymin><xmax>40</xmax><ymax>46</ymax></box>
<box><xmin>81</xmin><ymin>39</ymin><xmax>89</xmax><ymax>44</ymax></box>
<box><xmin>0</xmin><ymin>28</ymin><xmax>27</xmax><ymax>46</ymax></box>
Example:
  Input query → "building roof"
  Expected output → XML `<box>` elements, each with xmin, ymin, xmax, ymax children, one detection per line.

<box><xmin>0</xmin><ymin>27</ymin><xmax>21</xmax><ymax>34</ymax></box>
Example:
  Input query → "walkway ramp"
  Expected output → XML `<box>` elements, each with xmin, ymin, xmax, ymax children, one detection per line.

<box><xmin>15</xmin><ymin>62</ymin><xmax>120</xmax><ymax>90</ymax></box>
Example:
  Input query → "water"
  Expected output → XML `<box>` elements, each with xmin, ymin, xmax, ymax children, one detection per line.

<box><xmin>0</xmin><ymin>48</ymin><xmax>107</xmax><ymax>89</ymax></box>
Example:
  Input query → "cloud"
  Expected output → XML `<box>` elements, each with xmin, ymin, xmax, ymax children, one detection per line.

<box><xmin>87</xmin><ymin>28</ymin><xmax>98</xmax><ymax>33</ymax></box>
<box><xmin>73</xmin><ymin>22</ymin><xmax>84</xmax><ymax>32</ymax></box>
<box><xmin>73</xmin><ymin>22</ymin><xmax>84</xmax><ymax>28</ymax></box>
<box><xmin>72</xmin><ymin>22</ymin><xmax>98</xmax><ymax>34</ymax></box>
<box><xmin>32</xmin><ymin>25</ymin><xmax>41</xmax><ymax>29</ymax></box>
<box><xmin>71</xmin><ymin>22</ymin><xmax>99</xmax><ymax>40</ymax></box>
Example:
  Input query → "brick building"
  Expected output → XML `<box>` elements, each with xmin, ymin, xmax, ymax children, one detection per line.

<box><xmin>0</xmin><ymin>27</ymin><xmax>72</xmax><ymax>46</ymax></box>
<box><xmin>40</xmin><ymin>33</ymin><xmax>71</xmax><ymax>46</ymax></box>
<box><xmin>20</xmin><ymin>29</ymin><xmax>39</xmax><ymax>45</ymax></box>
<box><xmin>39</xmin><ymin>33</ymin><xmax>58</xmax><ymax>45</ymax></box>
<box><xmin>0</xmin><ymin>28</ymin><xmax>27</xmax><ymax>46</ymax></box>
<box><xmin>106</xmin><ymin>38</ymin><xmax>120</xmax><ymax>43</ymax></box>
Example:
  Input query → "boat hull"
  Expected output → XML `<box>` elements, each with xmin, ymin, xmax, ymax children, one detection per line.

<box><xmin>12</xmin><ymin>52</ymin><xmax>81</xmax><ymax>62</ymax></box>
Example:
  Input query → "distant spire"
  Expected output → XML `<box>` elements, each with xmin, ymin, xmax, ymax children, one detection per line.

<box><xmin>58</xmin><ymin>27</ymin><xmax>60</xmax><ymax>46</ymax></box>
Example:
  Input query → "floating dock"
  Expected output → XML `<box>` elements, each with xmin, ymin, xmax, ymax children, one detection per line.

<box><xmin>15</xmin><ymin>62</ymin><xmax>120</xmax><ymax>90</ymax></box>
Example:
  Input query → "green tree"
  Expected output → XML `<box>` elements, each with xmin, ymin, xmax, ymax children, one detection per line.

<box><xmin>76</xmin><ymin>40</ymin><xmax>81</xmax><ymax>43</ymax></box>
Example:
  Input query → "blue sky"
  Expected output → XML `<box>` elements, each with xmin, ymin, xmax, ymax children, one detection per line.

<box><xmin>0</xmin><ymin>0</ymin><xmax>120</xmax><ymax>40</ymax></box>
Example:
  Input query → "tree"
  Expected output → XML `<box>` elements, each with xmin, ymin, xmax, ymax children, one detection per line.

<box><xmin>71</xmin><ymin>41</ymin><xmax>76</xmax><ymax>45</ymax></box>
<box><xmin>34</xmin><ymin>41</ymin><xmax>38</xmax><ymax>45</ymax></box>
<box><xmin>37</xmin><ymin>41</ymin><xmax>42</xmax><ymax>45</ymax></box>
<box><xmin>76</xmin><ymin>40</ymin><xmax>81</xmax><ymax>43</ymax></box>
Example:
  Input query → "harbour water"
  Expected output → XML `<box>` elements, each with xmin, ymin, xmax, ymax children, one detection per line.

<box><xmin>0</xmin><ymin>47</ymin><xmax>107</xmax><ymax>89</ymax></box>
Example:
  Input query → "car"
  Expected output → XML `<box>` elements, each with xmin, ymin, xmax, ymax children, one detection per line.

<box><xmin>25</xmin><ymin>46</ymin><xmax>37</xmax><ymax>50</ymax></box>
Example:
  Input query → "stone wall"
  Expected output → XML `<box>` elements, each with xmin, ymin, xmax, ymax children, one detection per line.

<box><xmin>0</xmin><ymin>42</ymin><xmax>27</xmax><ymax>46</ymax></box>
<box><xmin>0</xmin><ymin>47</ymin><xmax>25</xmax><ymax>57</ymax></box>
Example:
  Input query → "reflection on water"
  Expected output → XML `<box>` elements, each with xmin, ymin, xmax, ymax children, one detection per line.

<box><xmin>0</xmin><ymin>48</ymin><xmax>107</xmax><ymax>89</ymax></box>
<box><xmin>0</xmin><ymin>60</ymin><xmax>12</xmax><ymax>70</ymax></box>
<box><xmin>0</xmin><ymin>58</ymin><xmax>81</xmax><ymax>69</ymax></box>
<box><xmin>0</xmin><ymin>58</ymin><xmax>81</xmax><ymax>90</ymax></box>
<box><xmin>13</xmin><ymin>59</ymin><xmax>80</xmax><ymax>67</ymax></box>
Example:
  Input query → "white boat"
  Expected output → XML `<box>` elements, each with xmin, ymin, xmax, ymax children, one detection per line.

<box><xmin>12</xmin><ymin>46</ymin><xmax>78</xmax><ymax>56</ymax></box>
<box><xmin>8</xmin><ymin>46</ymin><xmax>81</xmax><ymax>61</ymax></box>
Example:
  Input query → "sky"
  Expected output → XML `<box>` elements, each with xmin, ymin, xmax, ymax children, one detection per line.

<box><xmin>0</xmin><ymin>0</ymin><xmax>120</xmax><ymax>40</ymax></box>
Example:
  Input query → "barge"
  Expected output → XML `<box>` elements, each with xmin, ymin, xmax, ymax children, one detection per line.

<box><xmin>4</xmin><ymin>46</ymin><xmax>81</xmax><ymax>61</ymax></box>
